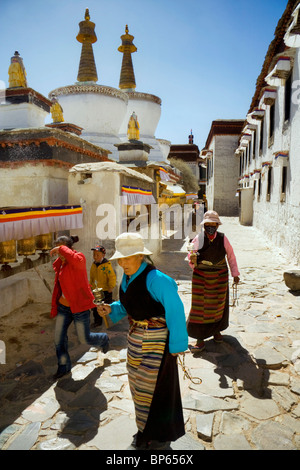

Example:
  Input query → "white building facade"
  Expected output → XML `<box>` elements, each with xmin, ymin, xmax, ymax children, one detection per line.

<box><xmin>202</xmin><ymin>120</ymin><xmax>244</xmax><ymax>216</ymax></box>
<box><xmin>237</xmin><ymin>0</ymin><xmax>300</xmax><ymax>263</ymax></box>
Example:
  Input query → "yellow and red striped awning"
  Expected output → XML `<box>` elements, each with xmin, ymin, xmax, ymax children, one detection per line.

<box><xmin>121</xmin><ymin>186</ymin><xmax>156</xmax><ymax>205</ymax></box>
<box><xmin>0</xmin><ymin>205</ymin><xmax>83</xmax><ymax>242</ymax></box>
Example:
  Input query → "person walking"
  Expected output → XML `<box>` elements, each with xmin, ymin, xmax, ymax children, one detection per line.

<box><xmin>50</xmin><ymin>235</ymin><xmax>109</xmax><ymax>380</ymax></box>
<box><xmin>97</xmin><ymin>232</ymin><xmax>188</xmax><ymax>450</ymax></box>
<box><xmin>90</xmin><ymin>245</ymin><xmax>116</xmax><ymax>327</ymax></box>
<box><xmin>187</xmin><ymin>211</ymin><xmax>240</xmax><ymax>352</ymax></box>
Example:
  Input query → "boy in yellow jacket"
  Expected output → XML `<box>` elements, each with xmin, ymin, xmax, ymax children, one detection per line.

<box><xmin>90</xmin><ymin>245</ymin><xmax>116</xmax><ymax>327</ymax></box>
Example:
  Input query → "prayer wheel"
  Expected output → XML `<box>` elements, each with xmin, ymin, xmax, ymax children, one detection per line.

<box><xmin>17</xmin><ymin>237</ymin><xmax>36</xmax><ymax>256</ymax></box>
<box><xmin>0</xmin><ymin>240</ymin><xmax>17</xmax><ymax>264</ymax></box>
<box><xmin>35</xmin><ymin>233</ymin><xmax>53</xmax><ymax>252</ymax></box>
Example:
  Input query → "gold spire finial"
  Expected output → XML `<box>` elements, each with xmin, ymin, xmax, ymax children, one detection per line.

<box><xmin>76</xmin><ymin>9</ymin><xmax>98</xmax><ymax>82</ymax></box>
<box><xmin>118</xmin><ymin>25</ymin><xmax>137</xmax><ymax>90</ymax></box>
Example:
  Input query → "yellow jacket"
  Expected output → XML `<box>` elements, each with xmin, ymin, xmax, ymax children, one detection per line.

<box><xmin>90</xmin><ymin>260</ymin><xmax>116</xmax><ymax>292</ymax></box>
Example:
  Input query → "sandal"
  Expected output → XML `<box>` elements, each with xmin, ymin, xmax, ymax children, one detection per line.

<box><xmin>190</xmin><ymin>341</ymin><xmax>205</xmax><ymax>352</ymax></box>
<box><xmin>214</xmin><ymin>333</ymin><xmax>223</xmax><ymax>343</ymax></box>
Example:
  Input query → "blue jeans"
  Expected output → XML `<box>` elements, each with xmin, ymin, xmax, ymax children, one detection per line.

<box><xmin>54</xmin><ymin>303</ymin><xmax>109</xmax><ymax>374</ymax></box>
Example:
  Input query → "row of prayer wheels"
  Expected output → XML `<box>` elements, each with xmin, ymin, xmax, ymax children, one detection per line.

<box><xmin>0</xmin><ymin>233</ymin><xmax>53</xmax><ymax>264</ymax></box>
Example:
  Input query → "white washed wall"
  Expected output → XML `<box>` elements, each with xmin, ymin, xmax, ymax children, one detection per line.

<box><xmin>252</xmin><ymin>47</ymin><xmax>300</xmax><ymax>264</ymax></box>
<box><xmin>207</xmin><ymin>135</ymin><xmax>240</xmax><ymax>216</ymax></box>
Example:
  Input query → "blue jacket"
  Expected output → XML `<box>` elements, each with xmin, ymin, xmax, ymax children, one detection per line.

<box><xmin>109</xmin><ymin>262</ymin><xmax>188</xmax><ymax>354</ymax></box>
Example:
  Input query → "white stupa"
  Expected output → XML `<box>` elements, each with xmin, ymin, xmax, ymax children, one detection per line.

<box><xmin>49</xmin><ymin>11</ymin><xmax>168</xmax><ymax>163</ymax></box>
<box><xmin>49</xmin><ymin>9</ymin><xmax>128</xmax><ymax>160</ymax></box>
<box><xmin>117</xmin><ymin>25</ymin><xmax>167</xmax><ymax>162</ymax></box>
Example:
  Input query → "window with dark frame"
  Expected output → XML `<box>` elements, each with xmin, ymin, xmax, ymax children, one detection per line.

<box><xmin>253</xmin><ymin>129</ymin><xmax>256</xmax><ymax>159</ymax></box>
<box><xmin>259</xmin><ymin>118</ymin><xmax>264</xmax><ymax>154</ymax></box>
<box><xmin>284</xmin><ymin>73</ymin><xmax>292</xmax><ymax>122</ymax></box>
<box><xmin>281</xmin><ymin>166</ymin><xmax>287</xmax><ymax>200</ymax></box>
<box><xmin>269</xmin><ymin>103</ymin><xmax>275</xmax><ymax>143</ymax></box>
<box><xmin>267</xmin><ymin>167</ymin><xmax>272</xmax><ymax>201</ymax></box>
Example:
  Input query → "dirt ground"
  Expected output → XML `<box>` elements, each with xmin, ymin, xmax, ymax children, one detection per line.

<box><xmin>0</xmin><ymin>301</ymin><xmax>86</xmax><ymax>379</ymax></box>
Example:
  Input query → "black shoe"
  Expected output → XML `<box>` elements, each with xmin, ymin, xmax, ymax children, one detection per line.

<box><xmin>53</xmin><ymin>369</ymin><xmax>70</xmax><ymax>381</ymax></box>
<box><xmin>102</xmin><ymin>339</ymin><xmax>109</xmax><ymax>354</ymax></box>
<box><xmin>127</xmin><ymin>433</ymin><xmax>150</xmax><ymax>450</ymax></box>
<box><xmin>148</xmin><ymin>440</ymin><xmax>171</xmax><ymax>450</ymax></box>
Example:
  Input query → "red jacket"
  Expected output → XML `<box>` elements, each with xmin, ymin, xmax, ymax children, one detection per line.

<box><xmin>51</xmin><ymin>246</ymin><xmax>95</xmax><ymax>318</ymax></box>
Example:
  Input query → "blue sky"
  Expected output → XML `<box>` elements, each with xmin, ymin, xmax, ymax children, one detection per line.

<box><xmin>0</xmin><ymin>0</ymin><xmax>288</xmax><ymax>149</ymax></box>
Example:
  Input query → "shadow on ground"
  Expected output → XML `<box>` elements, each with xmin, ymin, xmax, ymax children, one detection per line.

<box><xmin>190</xmin><ymin>335</ymin><xmax>271</xmax><ymax>398</ymax></box>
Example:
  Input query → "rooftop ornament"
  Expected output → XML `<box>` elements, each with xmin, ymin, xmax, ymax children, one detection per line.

<box><xmin>118</xmin><ymin>25</ymin><xmax>137</xmax><ymax>91</ymax></box>
<box><xmin>127</xmin><ymin>111</ymin><xmax>140</xmax><ymax>141</ymax></box>
<box><xmin>76</xmin><ymin>9</ymin><xmax>98</xmax><ymax>82</ymax></box>
<box><xmin>8</xmin><ymin>51</ymin><xmax>27</xmax><ymax>88</ymax></box>
<box><xmin>50</xmin><ymin>93</ymin><xmax>64</xmax><ymax>123</ymax></box>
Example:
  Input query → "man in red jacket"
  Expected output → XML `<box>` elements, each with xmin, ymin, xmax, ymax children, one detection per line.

<box><xmin>50</xmin><ymin>235</ymin><xmax>109</xmax><ymax>380</ymax></box>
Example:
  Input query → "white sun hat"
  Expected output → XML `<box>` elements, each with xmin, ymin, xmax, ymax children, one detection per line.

<box><xmin>200</xmin><ymin>210</ymin><xmax>222</xmax><ymax>225</ymax></box>
<box><xmin>109</xmin><ymin>232</ymin><xmax>153</xmax><ymax>260</ymax></box>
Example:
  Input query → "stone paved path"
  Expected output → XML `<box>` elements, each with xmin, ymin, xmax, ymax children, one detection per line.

<box><xmin>0</xmin><ymin>217</ymin><xmax>300</xmax><ymax>451</ymax></box>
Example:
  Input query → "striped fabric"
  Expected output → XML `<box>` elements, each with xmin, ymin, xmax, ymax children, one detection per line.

<box><xmin>121</xmin><ymin>186</ymin><xmax>156</xmax><ymax>205</ymax></box>
<box><xmin>127</xmin><ymin>317</ymin><xmax>168</xmax><ymax>432</ymax></box>
<box><xmin>0</xmin><ymin>205</ymin><xmax>83</xmax><ymax>242</ymax></box>
<box><xmin>189</xmin><ymin>267</ymin><xmax>228</xmax><ymax>324</ymax></box>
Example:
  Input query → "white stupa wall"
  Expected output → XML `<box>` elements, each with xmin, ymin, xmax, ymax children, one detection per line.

<box><xmin>0</xmin><ymin>102</ymin><xmax>48</xmax><ymax>129</ymax></box>
<box><xmin>49</xmin><ymin>85</ymin><xmax>128</xmax><ymax>160</ymax></box>
<box><xmin>118</xmin><ymin>92</ymin><xmax>167</xmax><ymax>163</ymax></box>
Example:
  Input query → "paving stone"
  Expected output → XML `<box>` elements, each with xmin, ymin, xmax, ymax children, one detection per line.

<box><xmin>109</xmin><ymin>398</ymin><xmax>135</xmax><ymax>414</ymax></box>
<box><xmin>76</xmin><ymin>351</ymin><xmax>98</xmax><ymax>364</ymax></box>
<box><xmin>106</xmin><ymin>364</ymin><xmax>128</xmax><ymax>376</ymax></box>
<box><xmin>69</xmin><ymin>388</ymin><xmax>107</xmax><ymax>410</ymax></box>
<box><xmin>268</xmin><ymin>370</ymin><xmax>290</xmax><ymax>386</ymax></box>
<box><xmin>196</xmin><ymin>412</ymin><xmax>214</xmax><ymax>441</ymax></box>
<box><xmin>61</xmin><ymin>410</ymin><xmax>97</xmax><ymax>435</ymax></box>
<box><xmin>171</xmin><ymin>432</ymin><xmax>205</xmax><ymax>450</ymax></box>
<box><xmin>22</xmin><ymin>397</ymin><xmax>60</xmax><ymax>422</ymax></box>
<box><xmin>71</xmin><ymin>364</ymin><xmax>96</xmax><ymax>381</ymax></box>
<box><xmin>96</xmin><ymin>376</ymin><xmax>124</xmax><ymax>394</ymax></box>
<box><xmin>189</xmin><ymin>368</ymin><xmax>234</xmax><ymax>398</ymax></box>
<box><xmin>220</xmin><ymin>411</ymin><xmax>251</xmax><ymax>435</ymax></box>
<box><xmin>271</xmin><ymin>386</ymin><xmax>297</xmax><ymax>411</ymax></box>
<box><xmin>292</xmin><ymin>403</ymin><xmax>300</xmax><ymax>418</ymax></box>
<box><xmin>85</xmin><ymin>415</ymin><xmax>137</xmax><ymax>450</ymax></box>
<box><xmin>291</xmin><ymin>377</ymin><xmax>300</xmax><ymax>395</ymax></box>
<box><xmin>6</xmin><ymin>422</ymin><xmax>41</xmax><ymax>450</ymax></box>
<box><xmin>214</xmin><ymin>433</ymin><xmax>252</xmax><ymax>450</ymax></box>
<box><xmin>252</xmin><ymin>346</ymin><xmax>287</xmax><ymax>369</ymax></box>
<box><xmin>251</xmin><ymin>421</ymin><xmax>297</xmax><ymax>450</ymax></box>
<box><xmin>183</xmin><ymin>393</ymin><xmax>238</xmax><ymax>413</ymax></box>
<box><xmin>0</xmin><ymin>424</ymin><xmax>20</xmax><ymax>448</ymax></box>
<box><xmin>37</xmin><ymin>437</ymin><xmax>76</xmax><ymax>450</ymax></box>
<box><xmin>240</xmin><ymin>394</ymin><xmax>280</xmax><ymax>420</ymax></box>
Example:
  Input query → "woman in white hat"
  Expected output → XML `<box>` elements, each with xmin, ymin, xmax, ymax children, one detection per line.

<box><xmin>97</xmin><ymin>232</ymin><xmax>188</xmax><ymax>450</ymax></box>
<box><xmin>187</xmin><ymin>211</ymin><xmax>240</xmax><ymax>352</ymax></box>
